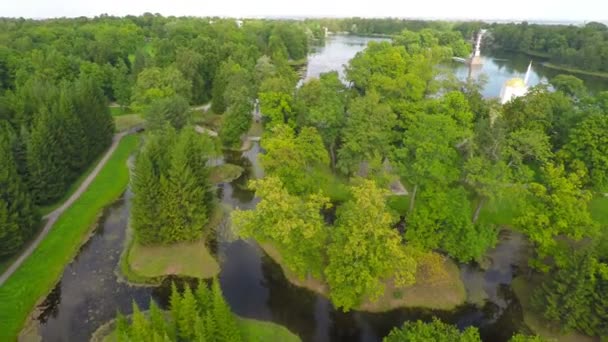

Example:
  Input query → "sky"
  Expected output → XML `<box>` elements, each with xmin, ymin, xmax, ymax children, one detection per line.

<box><xmin>1</xmin><ymin>0</ymin><xmax>606</xmax><ymax>22</ymax></box>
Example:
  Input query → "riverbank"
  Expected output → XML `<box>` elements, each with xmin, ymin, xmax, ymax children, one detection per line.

<box><xmin>541</xmin><ymin>62</ymin><xmax>608</xmax><ymax>79</ymax></box>
<box><xmin>119</xmin><ymin>206</ymin><xmax>224</xmax><ymax>286</ymax></box>
<box><xmin>260</xmin><ymin>242</ymin><xmax>466</xmax><ymax>312</ymax></box>
<box><xmin>92</xmin><ymin>314</ymin><xmax>301</xmax><ymax>342</ymax></box>
<box><xmin>0</xmin><ymin>134</ymin><xmax>140</xmax><ymax>341</ymax></box>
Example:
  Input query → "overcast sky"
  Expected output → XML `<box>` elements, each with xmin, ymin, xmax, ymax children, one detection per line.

<box><xmin>1</xmin><ymin>0</ymin><xmax>606</xmax><ymax>22</ymax></box>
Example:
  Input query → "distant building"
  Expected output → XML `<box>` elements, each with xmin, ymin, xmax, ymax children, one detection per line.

<box><xmin>500</xmin><ymin>62</ymin><xmax>532</xmax><ymax>104</ymax></box>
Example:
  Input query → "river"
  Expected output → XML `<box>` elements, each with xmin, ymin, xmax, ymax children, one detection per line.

<box><xmin>31</xmin><ymin>35</ymin><xmax>558</xmax><ymax>342</ymax></box>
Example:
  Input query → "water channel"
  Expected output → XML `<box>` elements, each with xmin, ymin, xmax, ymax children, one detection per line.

<box><xmin>31</xmin><ymin>34</ymin><xmax>604</xmax><ymax>342</ymax></box>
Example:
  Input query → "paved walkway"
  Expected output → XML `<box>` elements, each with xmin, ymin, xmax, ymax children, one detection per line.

<box><xmin>0</xmin><ymin>132</ymin><xmax>128</xmax><ymax>286</ymax></box>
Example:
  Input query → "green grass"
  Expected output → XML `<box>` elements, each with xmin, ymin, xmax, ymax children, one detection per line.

<box><xmin>114</xmin><ymin>114</ymin><xmax>145</xmax><ymax>132</ymax></box>
<box><xmin>477</xmin><ymin>193</ymin><xmax>526</xmax><ymax>227</ymax></box>
<box><xmin>209</xmin><ymin>164</ymin><xmax>245</xmax><ymax>184</ymax></box>
<box><xmin>109</xmin><ymin>106</ymin><xmax>132</xmax><ymax>117</ymax></box>
<box><xmin>589</xmin><ymin>196</ymin><xmax>608</xmax><ymax>227</ymax></box>
<box><xmin>238</xmin><ymin>318</ymin><xmax>301</xmax><ymax>342</ymax></box>
<box><xmin>0</xmin><ymin>135</ymin><xmax>139</xmax><ymax>341</ymax></box>
<box><xmin>247</xmin><ymin>121</ymin><xmax>264</xmax><ymax>137</ymax></box>
<box><xmin>120</xmin><ymin>207</ymin><xmax>224</xmax><ymax>285</ymax></box>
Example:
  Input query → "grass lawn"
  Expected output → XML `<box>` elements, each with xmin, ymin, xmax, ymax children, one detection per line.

<box><xmin>512</xmin><ymin>276</ymin><xmax>595</xmax><ymax>342</ymax></box>
<box><xmin>247</xmin><ymin>121</ymin><xmax>264</xmax><ymax>137</ymax></box>
<box><xmin>109</xmin><ymin>106</ymin><xmax>132</xmax><ymax>117</ymax></box>
<box><xmin>96</xmin><ymin>317</ymin><xmax>300</xmax><ymax>342</ymax></box>
<box><xmin>210</xmin><ymin>164</ymin><xmax>245</xmax><ymax>184</ymax></box>
<box><xmin>477</xmin><ymin>193</ymin><xmax>526</xmax><ymax>227</ymax></box>
<box><xmin>120</xmin><ymin>207</ymin><xmax>224</xmax><ymax>285</ymax></box>
<box><xmin>115</xmin><ymin>114</ymin><xmax>145</xmax><ymax>132</ymax></box>
<box><xmin>387</xmin><ymin>195</ymin><xmax>410</xmax><ymax>216</ymax></box>
<box><xmin>0</xmin><ymin>134</ymin><xmax>139</xmax><ymax>341</ymax></box>
<box><xmin>260</xmin><ymin>242</ymin><xmax>465</xmax><ymax>312</ymax></box>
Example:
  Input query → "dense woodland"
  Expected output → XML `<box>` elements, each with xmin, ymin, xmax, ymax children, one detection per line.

<box><xmin>0</xmin><ymin>14</ymin><xmax>607</xmax><ymax>341</ymax></box>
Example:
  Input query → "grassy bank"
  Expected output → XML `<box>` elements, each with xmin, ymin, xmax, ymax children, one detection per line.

<box><xmin>95</xmin><ymin>316</ymin><xmax>300</xmax><ymax>342</ymax></box>
<box><xmin>512</xmin><ymin>277</ymin><xmax>595</xmax><ymax>342</ymax></box>
<box><xmin>0</xmin><ymin>134</ymin><xmax>139</xmax><ymax>341</ymax></box>
<box><xmin>115</xmin><ymin>114</ymin><xmax>145</xmax><ymax>132</ymax></box>
<box><xmin>210</xmin><ymin>164</ymin><xmax>245</xmax><ymax>184</ymax></box>
<box><xmin>260</xmin><ymin>242</ymin><xmax>466</xmax><ymax>312</ymax></box>
<box><xmin>119</xmin><ymin>207</ymin><xmax>224</xmax><ymax>285</ymax></box>
<box><xmin>541</xmin><ymin>62</ymin><xmax>608</xmax><ymax>79</ymax></box>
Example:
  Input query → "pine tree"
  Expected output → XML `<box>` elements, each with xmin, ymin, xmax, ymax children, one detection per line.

<box><xmin>195</xmin><ymin>280</ymin><xmax>213</xmax><ymax>315</ymax></box>
<box><xmin>194</xmin><ymin>315</ymin><xmax>208</xmax><ymax>342</ymax></box>
<box><xmin>0</xmin><ymin>128</ymin><xmax>38</xmax><ymax>256</ymax></box>
<box><xmin>131</xmin><ymin>147</ymin><xmax>163</xmax><ymax>244</ymax></box>
<box><xmin>149</xmin><ymin>299</ymin><xmax>168</xmax><ymax>338</ymax></box>
<box><xmin>211</xmin><ymin>278</ymin><xmax>241</xmax><ymax>342</ymax></box>
<box><xmin>115</xmin><ymin>311</ymin><xmax>130</xmax><ymax>342</ymax></box>
<box><xmin>130</xmin><ymin>301</ymin><xmax>151</xmax><ymax>341</ymax></box>
<box><xmin>178</xmin><ymin>285</ymin><xmax>199</xmax><ymax>340</ymax></box>
<box><xmin>169</xmin><ymin>282</ymin><xmax>182</xmax><ymax>335</ymax></box>
<box><xmin>27</xmin><ymin>108</ymin><xmax>66</xmax><ymax>204</ymax></box>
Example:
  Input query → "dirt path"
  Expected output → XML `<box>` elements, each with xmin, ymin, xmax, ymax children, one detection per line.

<box><xmin>0</xmin><ymin>132</ymin><xmax>128</xmax><ymax>286</ymax></box>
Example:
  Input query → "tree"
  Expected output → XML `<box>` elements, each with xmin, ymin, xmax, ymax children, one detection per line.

<box><xmin>383</xmin><ymin>318</ymin><xmax>481</xmax><ymax>342</ymax></box>
<box><xmin>211</xmin><ymin>278</ymin><xmax>241</xmax><ymax>342</ymax></box>
<box><xmin>325</xmin><ymin>180</ymin><xmax>417</xmax><ymax>311</ymax></box>
<box><xmin>550</xmin><ymin>74</ymin><xmax>587</xmax><ymax>99</ymax></box>
<box><xmin>562</xmin><ymin>114</ymin><xmax>608</xmax><ymax>191</ymax></box>
<box><xmin>131</xmin><ymin>66</ymin><xmax>192</xmax><ymax>112</ymax></box>
<box><xmin>516</xmin><ymin>163</ymin><xmax>598</xmax><ymax>270</ymax></box>
<box><xmin>232</xmin><ymin>176</ymin><xmax>330</xmax><ymax>278</ymax></box>
<box><xmin>337</xmin><ymin>92</ymin><xmax>396</xmax><ymax>176</ymax></box>
<box><xmin>296</xmin><ymin>72</ymin><xmax>347</xmax><ymax>169</ymax></box>
<box><xmin>260</xmin><ymin>125</ymin><xmax>330</xmax><ymax>195</ymax></box>
<box><xmin>178</xmin><ymin>285</ymin><xmax>199</xmax><ymax>340</ymax></box>
<box><xmin>145</xmin><ymin>95</ymin><xmax>191</xmax><ymax>131</ymax></box>
<box><xmin>258</xmin><ymin>76</ymin><xmax>295</xmax><ymax>128</ymax></box>
<box><xmin>0</xmin><ymin>125</ymin><xmax>38</xmax><ymax>257</ymax></box>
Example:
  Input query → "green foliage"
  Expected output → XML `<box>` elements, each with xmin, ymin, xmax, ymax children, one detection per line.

<box><xmin>532</xmin><ymin>250</ymin><xmax>608</xmax><ymax>337</ymax></box>
<box><xmin>232</xmin><ymin>176</ymin><xmax>330</xmax><ymax>278</ymax></box>
<box><xmin>261</xmin><ymin>124</ymin><xmax>330</xmax><ymax>195</ymax></box>
<box><xmin>562</xmin><ymin>114</ymin><xmax>608</xmax><ymax>191</ymax></box>
<box><xmin>516</xmin><ymin>163</ymin><xmax>598</xmax><ymax>270</ymax></box>
<box><xmin>383</xmin><ymin>318</ymin><xmax>481</xmax><ymax>342</ymax></box>
<box><xmin>145</xmin><ymin>95</ymin><xmax>191</xmax><ymax>131</ymax></box>
<box><xmin>508</xmin><ymin>334</ymin><xmax>547</xmax><ymax>342</ymax></box>
<box><xmin>0</xmin><ymin>125</ymin><xmax>38</xmax><ymax>257</ymax></box>
<box><xmin>131</xmin><ymin>66</ymin><xmax>192</xmax><ymax>112</ymax></box>
<box><xmin>131</xmin><ymin>128</ymin><xmax>213</xmax><ymax>245</ymax></box>
<box><xmin>325</xmin><ymin>180</ymin><xmax>417</xmax><ymax>311</ymax></box>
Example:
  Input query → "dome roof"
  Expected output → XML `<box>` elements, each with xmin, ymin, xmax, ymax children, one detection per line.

<box><xmin>505</xmin><ymin>77</ymin><xmax>526</xmax><ymax>88</ymax></box>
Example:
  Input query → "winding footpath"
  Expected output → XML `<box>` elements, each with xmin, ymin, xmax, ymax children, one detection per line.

<box><xmin>0</xmin><ymin>132</ymin><xmax>129</xmax><ymax>286</ymax></box>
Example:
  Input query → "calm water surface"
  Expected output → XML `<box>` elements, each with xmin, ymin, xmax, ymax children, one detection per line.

<box><xmin>35</xmin><ymin>35</ymin><xmax>542</xmax><ymax>342</ymax></box>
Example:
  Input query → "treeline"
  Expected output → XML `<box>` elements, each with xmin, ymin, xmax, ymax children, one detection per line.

<box><xmin>0</xmin><ymin>14</ymin><xmax>311</xmax><ymax>260</ymax></box>
<box><xmin>115</xmin><ymin>279</ymin><xmax>242</xmax><ymax>341</ymax></box>
<box><xmin>384</xmin><ymin>318</ymin><xmax>544</xmax><ymax>342</ymax></box>
<box><xmin>490</xmin><ymin>22</ymin><xmax>608</xmax><ymax>72</ymax></box>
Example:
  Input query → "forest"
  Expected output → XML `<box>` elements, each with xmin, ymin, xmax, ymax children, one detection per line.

<box><xmin>0</xmin><ymin>14</ymin><xmax>606</xmax><ymax>342</ymax></box>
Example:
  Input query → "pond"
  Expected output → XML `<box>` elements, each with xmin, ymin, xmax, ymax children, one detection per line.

<box><xmin>32</xmin><ymin>35</ymin><xmax>538</xmax><ymax>342</ymax></box>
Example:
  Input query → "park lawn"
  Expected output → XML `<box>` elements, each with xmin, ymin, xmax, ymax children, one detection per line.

<box><xmin>477</xmin><ymin>193</ymin><xmax>526</xmax><ymax>227</ymax></box>
<box><xmin>120</xmin><ymin>207</ymin><xmax>224</xmax><ymax>285</ymax></box>
<box><xmin>260</xmin><ymin>243</ymin><xmax>465</xmax><ymax>312</ymax></box>
<box><xmin>114</xmin><ymin>114</ymin><xmax>145</xmax><ymax>132</ymax></box>
<box><xmin>0</xmin><ymin>134</ymin><xmax>139</xmax><ymax>341</ymax></box>
<box><xmin>512</xmin><ymin>277</ymin><xmax>595</xmax><ymax>342</ymax></box>
<box><xmin>210</xmin><ymin>164</ymin><xmax>245</xmax><ymax>184</ymax></box>
<box><xmin>109</xmin><ymin>106</ymin><xmax>133</xmax><ymax>117</ymax></box>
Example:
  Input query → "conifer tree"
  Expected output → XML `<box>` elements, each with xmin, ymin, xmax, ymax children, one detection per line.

<box><xmin>0</xmin><ymin>127</ymin><xmax>38</xmax><ymax>256</ymax></box>
<box><xmin>194</xmin><ymin>316</ymin><xmax>208</xmax><ymax>342</ymax></box>
<box><xmin>115</xmin><ymin>311</ymin><xmax>130</xmax><ymax>341</ymax></box>
<box><xmin>169</xmin><ymin>282</ymin><xmax>182</xmax><ymax>334</ymax></box>
<box><xmin>130</xmin><ymin>301</ymin><xmax>151</xmax><ymax>341</ymax></box>
<box><xmin>211</xmin><ymin>278</ymin><xmax>241</xmax><ymax>342</ymax></box>
<box><xmin>195</xmin><ymin>280</ymin><xmax>213</xmax><ymax>315</ymax></box>
<box><xmin>178</xmin><ymin>285</ymin><xmax>199</xmax><ymax>340</ymax></box>
<box><xmin>149</xmin><ymin>299</ymin><xmax>168</xmax><ymax>338</ymax></box>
